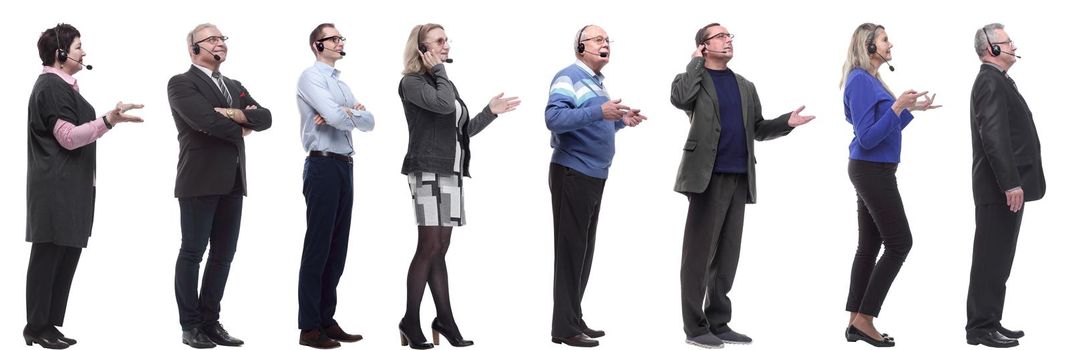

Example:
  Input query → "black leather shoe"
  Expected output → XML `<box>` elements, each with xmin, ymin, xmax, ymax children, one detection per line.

<box><xmin>399</xmin><ymin>321</ymin><xmax>433</xmax><ymax>349</ymax></box>
<box><xmin>967</xmin><ymin>330</ymin><xmax>1019</xmax><ymax>348</ymax></box>
<box><xmin>581</xmin><ymin>327</ymin><xmax>605</xmax><ymax>339</ymax></box>
<box><xmin>299</xmin><ymin>329</ymin><xmax>341</xmax><ymax>349</ymax></box>
<box><xmin>996</xmin><ymin>324</ymin><xmax>1024</xmax><ymax>339</ymax></box>
<box><xmin>46</xmin><ymin>326</ymin><xmax>77</xmax><ymax>346</ymax></box>
<box><xmin>431</xmin><ymin>317</ymin><xmax>473</xmax><ymax>347</ymax></box>
<box><xmin>845</xmin><ymin>325</ymin><xmax>895</xmax><ymax>347</ymax></box>
<box><xmin>23</xmin><ymin>325</ymin><xmax>69</xmax><ymax>349</ymax></box>
<box><xmin>551</xmin><ymin>333</ymin><xmax>599</xmax><ymax>347</ymax></box>
<box><xmin>202</xmin><ymin>323</ymin><xmax>244</xmax><ymax>347</ymax></box>
<box><xmin>715</xmin><ymin>329</ymin><xmax>752</xmax><ymax>345</ymax></box>
<box><xmin>323</xmin><ymin>324</ymin><xmax>362</xmax><ymax>342</ymax></box>
<box><xmin>182</xmin><ymin>328</ymin><xmax>217</xmax><ymax>349</ymax></box>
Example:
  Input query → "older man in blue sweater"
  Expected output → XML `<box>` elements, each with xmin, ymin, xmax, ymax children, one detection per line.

<box><xmin>546</xmin><ymin>24</ymin><xmax>646</xmax><ymax>348</ymax></box>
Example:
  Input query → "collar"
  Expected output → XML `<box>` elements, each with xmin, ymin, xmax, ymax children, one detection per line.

<box><xmin>193</xmin><ymin>63</ymin><xmax>220</xmax><ymax>79</ymax></box>
<box><xmin>574</xmin><ymin>59</ymin><xmax>604</xmax><ymax>84</ymax></box>
<box><xmin>41</xmin><ymin>66</ymin><xmax>78</xmax><ymax>91</ymax></box>
<box><xmin>982</xmin><ymin>62</ymin><xmax>1006</xmax><ymax>75</ymax></box>
<box><xmin>313</xmin><ymin>61</ymin><xmax>340</xmax><ymax>78</ymax></box>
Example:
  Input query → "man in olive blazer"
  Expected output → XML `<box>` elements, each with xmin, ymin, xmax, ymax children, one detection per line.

<box><xmin>669</xmin><ymin>23</ymin><xmax>813</xmax><ymax>348</ymax></box>
<box><xmin>965</xmin><ymin>23</ymin><xmax>1045</xmax><ymax>348</ymax></box>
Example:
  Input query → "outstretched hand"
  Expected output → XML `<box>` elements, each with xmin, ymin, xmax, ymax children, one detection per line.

<box><xmin>787</xmin><ymin>105</ymin><xmax>815</xmax><ymax>127</ymax></box>
<box><xmin>106</xmin><ymin>101</ymin><xmax>145</xmax><ymax>124</ymax></box>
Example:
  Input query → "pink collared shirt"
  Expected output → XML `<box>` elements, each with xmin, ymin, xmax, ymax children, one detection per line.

<box><xmin>43</xmin><ymin>66</ymin><xmax>109</xmax><ymax>150</ymax></box>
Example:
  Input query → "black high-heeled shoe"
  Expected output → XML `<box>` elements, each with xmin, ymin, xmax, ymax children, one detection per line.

<box><xmin>431</xmin><ymin>318</ymin><xmax>473</xmax><ymax>347</ymax></box>
<box><xmin>845</xmin><ymin>325</ymin><xmax>895</xmax><ymax>347</ymax></box>
<box><xmin>399</xmin><ymin>321</ymin><xmax>434</xmax><ymax>349</ymax></box>
<box><xmin>23</xmin><ymin>325</ymin><xmax>70</xmax><ymax>349</ymax></box>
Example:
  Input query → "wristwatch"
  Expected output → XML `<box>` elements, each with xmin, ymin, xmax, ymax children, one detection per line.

<box><xmin>225</xmin><ymin>109</ymin><xmax>235</xmax><ymax>120</ymax></box>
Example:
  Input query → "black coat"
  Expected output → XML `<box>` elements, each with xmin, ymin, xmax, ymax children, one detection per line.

<box><xmin>970</xmin><ymin>64</ymin><xmax>1045</xmax><ymax>205</ymax></box>
<box><xmin>26</xmin><ymin>74</ymin><xmax>96</xmax><ymax>248</ymax></box>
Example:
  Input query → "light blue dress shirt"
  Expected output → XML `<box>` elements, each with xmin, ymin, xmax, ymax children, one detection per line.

<box><xmin>297</xmin><ymin>61</ymin><xmax>375</xmax><ymax>156</ymax></box>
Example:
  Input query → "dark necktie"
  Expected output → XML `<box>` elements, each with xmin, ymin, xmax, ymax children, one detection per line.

<box><xmin>211</xmin><ymin>71</ymin><xmax>233</xmax><ymax>105</ymax></box>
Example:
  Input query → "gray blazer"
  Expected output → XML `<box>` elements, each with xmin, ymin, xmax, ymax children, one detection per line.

<box><xmin>670</xmin><ymin>57</ymin><xmax>793</xmax><ymax>203</ymax></box>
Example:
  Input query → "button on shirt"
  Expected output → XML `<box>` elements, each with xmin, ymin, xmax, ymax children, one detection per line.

<box><xmin>297</xmin><ymin>61</ymin><xmax>375</xmax><ymax>156</ymax></box>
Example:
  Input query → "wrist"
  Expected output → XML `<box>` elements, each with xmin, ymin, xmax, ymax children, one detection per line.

<box><xmin>225</xmin><ymin>108</ymin><xmax>235</xmax><ymax>120</ymax></box>
<box><xmin>102</xmin><ymin>115</ymin><xmax>114</xmax><ymax>129</ymax></box>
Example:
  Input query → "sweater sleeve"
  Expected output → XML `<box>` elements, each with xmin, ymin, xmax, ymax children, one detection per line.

<box><xmin>545</xmin><ymin>73</ymin><xmax>604</xmax><ymax>133</ymax></box>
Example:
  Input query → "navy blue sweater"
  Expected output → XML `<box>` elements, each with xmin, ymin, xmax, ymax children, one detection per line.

<box><xmin>708</xmin><ymin>68</ymin><xmax>747</xmax><ymax>173</ymax></box>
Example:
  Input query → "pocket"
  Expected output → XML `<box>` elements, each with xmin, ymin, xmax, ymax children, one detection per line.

<box><xmin>683</xmin><ymin>139</ymin><xmax>697</xmax><ymax>151</ymax></box>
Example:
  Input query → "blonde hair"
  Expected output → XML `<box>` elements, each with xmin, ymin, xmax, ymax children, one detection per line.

<box><xmin>401</xmin><ymin>23</ymin><xmax>444</xmax><ymax>75</ymax></box>
<box><xmin>839</xmin><ymin>23</ymin><xmax>892</xmax><ymax>93</ymax></box>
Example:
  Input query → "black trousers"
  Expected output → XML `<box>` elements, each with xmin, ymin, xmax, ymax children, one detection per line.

<box><xmin>298</xmin><ymin>157</ymin><xmax>354</xmax><ymax>330</ymax></box>
<box><xmin>175</xmin><ymin>182</ymin><xmax>244</xmax><ymax>331</ymax></box>
<box><xmin>549</xmin><ymin>163</ymin><xmax>606</xmax><ymax>338</ymax></box>
<box><xmin>966</xmin><ymin>203</ymin><xmax>1024</xmax><ymax>335</ymax></box>
<box><xmin>845</xmin><ymin>159</ymin><xmax>912</xmax><ymax>317</ymax></box>
<box><xmin>26</xmin><ymin>242</ymin><xmax>82</xmax><ymax>329</ymax></box>
<box><xmin>680</xmin><ymin>173</ymin><xmax>748</xmax><ymax>337</ymax></box>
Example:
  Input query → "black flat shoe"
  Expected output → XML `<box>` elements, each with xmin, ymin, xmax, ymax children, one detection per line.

<box><xmin>202</xmin><ymin>323</ymin><xmax>243</xmax><ymax>347</ymax></box>
<box><xmin>967</xmin><ymin>330</ymin><xmax>1019</xmax><ymax>348</ymax></box>
<box><xmin>182</xmin><ymin>328</ymin><xmax>217</xmax><ymax>349</ymax></box>
<box><xmin>995</xmin><ymin>324</ymin><xmax>1024</xmax><ymax>339</ymax></box>
<box><xmin>399</xmin><ymin>321</ymin><xmax>433</xmax><ymax>349</ymax></box>
<box><xmin>431</xmin><ymin>317</ymin><xmax>473</xmax><ymax>347</ymax></box>
<box><xmin>581</xmin><ymin>327</ymin><xmax>605</xmax><ymax>339</ymax></box>
<box><xmin>846</xmin><ymin>325</ymin><xmax>895</xmax><ymax>347</ymax></box>
<box><xmin>551</xmin><ymin>333</ymin><xmax>599</xmax><ymax>347</ymax></box>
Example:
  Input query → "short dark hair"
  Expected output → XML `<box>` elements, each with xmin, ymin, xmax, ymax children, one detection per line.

<box><xmin>309</xmin><ymin>23</ymin><xmax>335</xmax><ymax>55</ymax></box>
<box><xmin>38</xmin><ymin>23</ymin><xmax>81</xmax><ymax>66</ymax></box>
<box><xmin>694</xmin><ymin>22</ymin><xmax>721</xmax><ymax>47</ymax></box>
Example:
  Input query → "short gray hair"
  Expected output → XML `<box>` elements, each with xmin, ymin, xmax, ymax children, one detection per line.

<box><xmin>974</xmin><ymin>23</ymin><xmax>1004</xmax><ymax>58</ymax></box>
<box><xmin>187</xmin><ymin>23</ymin><xmax>218</xmax><ymax>47</ymax></box>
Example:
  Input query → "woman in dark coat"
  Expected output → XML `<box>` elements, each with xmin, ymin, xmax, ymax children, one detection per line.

<box><xmin>24</xmin><ymin>23</ymin><xmax>143</xmax><ymax>349</ymax></box>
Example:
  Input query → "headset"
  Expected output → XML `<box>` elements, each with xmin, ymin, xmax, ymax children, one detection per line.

<box><xmin>865</xmin><ymin>24</ymin><xmax>879</xmax><ymax>54</ymax></box>
<box><xmin>53</xmin><ymin>26</ymin><xmax>68</xmax><ymax>63</ymax></box>
<box><xmin>190</xmin><ymin>31</ymin><xmax>221</xmax><ymax>61</ymax></box>
<box><xmin>983</xmin><ymin>27</ymin><xmax>1002</xmax><ymax>57</ymax></box>
<box><xmin>416</xmin><ymin>24</ymin><xmax>452</xmax><ymax>63</ymax></box>
<box><xmin>575</xmin><ymin>24</ymin><xmax>591</xmax><ymax>54</ymax></box>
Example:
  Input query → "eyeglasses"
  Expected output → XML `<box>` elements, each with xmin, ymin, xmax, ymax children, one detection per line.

<box><xmin>991</xmin><ymin>39</ymin><xmax>1013</xmax><ymax>45</ymax></box>
<box><xmin>702</xmin><ymin>33</ymin><xmax>734</xmax><ymax>43</ymax></box>
<box><xmin>421</xmin><ymin>37</ymin><xmax>451</xmax><ymax>47</ymax></box>
<box><xmin>195</xmin><ymin>36</ymin><xmax>228</xmax><ymax>45</ymax></box>
<box><xmin>580</xmin><ymin>36</ymin><xmax>613</xmax><ymax>45</ymax></box>
<box><xmin>317</xmin><ymin>36</ymin><xmax>346</xmax><ymax>44</ymax></box>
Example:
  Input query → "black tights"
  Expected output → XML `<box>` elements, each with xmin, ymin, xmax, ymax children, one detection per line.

<box><xmin>401</xmin><ymin>226</ymin><xmax>457</xmax><ymax>342</ymax></box>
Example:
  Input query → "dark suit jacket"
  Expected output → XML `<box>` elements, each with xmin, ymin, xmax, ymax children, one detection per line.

<box><xmin>970</xmin><ymin>64</ymin><xmax>1044</xmax><ymax>205</ymax></box>
<box><xmin>168</xmin><ymin>65</ymin><xmax>272</xmax><ymax>198</ymax></box>
<box><xmin>670</xmin><ymin>57</ymin><xmax>793</xmax><ymax>203</ymax></box>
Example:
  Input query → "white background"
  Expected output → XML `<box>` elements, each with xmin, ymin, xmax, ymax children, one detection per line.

<box><xmin>0</xmin><ymin>1</ymin><xmax>1065</xmax><ymax>349</ymax></box>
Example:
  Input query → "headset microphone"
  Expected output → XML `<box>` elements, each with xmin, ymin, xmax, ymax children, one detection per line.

<box><xmin>875</xmin><ymin>52</ymin><xmax>895</xmax><ymax>72</ymax></box>
<box><xmin>72</xmin><ymin>58</ymin><xmax>92</xmax><ymax>70</ymax></box>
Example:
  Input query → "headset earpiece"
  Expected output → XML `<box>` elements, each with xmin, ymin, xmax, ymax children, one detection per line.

<box><xmin>865</xmin><ymin>26</ymin><xmax>878</xmax><ymax>55</ymax></box>
<box><xmin>316</xmin><ymin>41</ymin><xmax>325</xmax><ymax>52</ymax></box>
<box><xmin>576</xmin><ymin>24</ymin><xmax>591</xmax><ymax>54</ymax></box>
<box><xmin>983</xmin><ymin>27</ymin><xmax>1001</xmax><ymax>57</ymax></box>
<box><xmin>53</xmin><ymin>27</ymin><xmax>68</xmax><ymax>63</ymax></box>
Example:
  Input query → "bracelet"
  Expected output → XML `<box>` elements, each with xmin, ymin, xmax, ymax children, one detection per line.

<box><xmin>102</xmin><ymin>115</ymin><xmax>113</xmax><ymax>129</ymax></box>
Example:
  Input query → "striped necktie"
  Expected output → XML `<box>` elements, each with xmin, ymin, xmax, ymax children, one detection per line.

<box><xmin>211</xmin><ymin>71</ymin><xmax>233</xmax><ymax>106</ymax></box>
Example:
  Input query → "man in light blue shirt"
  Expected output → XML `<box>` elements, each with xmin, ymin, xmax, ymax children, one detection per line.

<box><xmin>295</xmin><ymin>23</ymin><xmax>374</xmax><ymax>349</ymax></box>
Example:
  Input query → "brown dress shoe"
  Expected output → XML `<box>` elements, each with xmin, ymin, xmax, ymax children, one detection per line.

<box><xmin>300</xmin><ymin>329</ymin><xmax>341</xmax><ymax>349</ymax></box>
<box><xmin>324</xmin><ymin>324</ymin><xmax>363</xmax><ymax>342</ymax></box>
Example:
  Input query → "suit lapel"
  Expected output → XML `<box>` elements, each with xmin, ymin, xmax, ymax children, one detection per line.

<box><xmin>187</xmin><ymin>65</ymin><xmax>228</xmax><ymax>107</ymax></box>
<box><xmin>699</xmin><ymin>70</ymin><xmax>721</xmax><ymax>124</ymax></box>
<box><xmin>735</xmin><ymin>73</ymin><xmax>753</xmax><ymax>141</ymax></box>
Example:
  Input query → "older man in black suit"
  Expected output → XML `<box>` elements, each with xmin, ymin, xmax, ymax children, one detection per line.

<box><xmin>167</xmin><ymin>22</ymin><xmax>271</xmax><ymax>349</ymax></box>
<box><xmin>965</xmin><ymin>23</ymin><xmax>1045</xmax><ymax>349</ymax></box>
